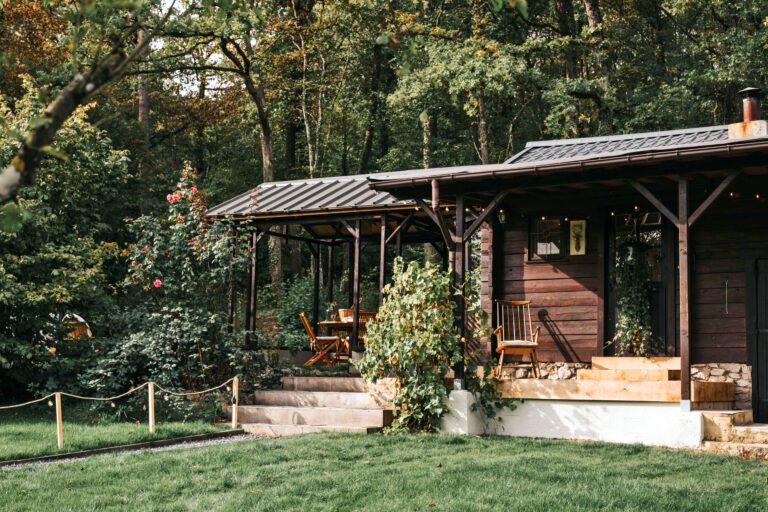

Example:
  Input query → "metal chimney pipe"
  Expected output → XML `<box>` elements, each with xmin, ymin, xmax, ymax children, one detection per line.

<box><xmin>738</xmin><ymin>87</ymin><xmax>763</xmax><ymax>122</ymax></box>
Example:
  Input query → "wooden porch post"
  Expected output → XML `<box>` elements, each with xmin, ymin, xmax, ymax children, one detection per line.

<box><xmin>395</xmin><ymin>231</ymin><xmax>402</xmax><ymax>257</ymax></box>
<box><xmin>227</xmin><ymin>224</ymin><xmax>238</xmax><ymax>332</ymax></box>
<box><xmin>351</xmin><ymin>220</ymin><xmax>362</xmax><ymax>348</ymax></box>
<box><xmin>312</xmin><ymin>244</ymin><xmax>320</xmax><ymax>332</ymax></box>
<box><xmin>327</xmin><ymin>244</ymin><xmax>334</xmax><ymax>306</ymax></box>
<box><xmin>678</xmin><ymin>177</ymin><xmax>691</xmax><ymax>406</ymax></box>
<box><xmin>347</xmin><ymin>240</ymin><xmax>354</xmax><ymax>308</ymax></box>
<box><xmin>245</xmin><ymin>228</ymin><xmax>260</xmax><ymax>346</ymax></box>
<box><xmin>453</xmin><ymin>194</ymin><xmax>466</xmax><ymax>381</ymax></box>
<box><xmin>379</xmin><ymin>214</ymin><xmax>387</xmax><ymax>306</ymax></box>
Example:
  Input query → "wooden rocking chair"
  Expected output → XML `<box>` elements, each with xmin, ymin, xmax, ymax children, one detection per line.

<box><xmin>300</xmin><ymin>312</ymin><xmax>348</xmax><ymax>366</ymax></box>
<box><xmin>493</xmin><ymin>300</ymin><xmax>541</xmax><ymax>378</ymax></box>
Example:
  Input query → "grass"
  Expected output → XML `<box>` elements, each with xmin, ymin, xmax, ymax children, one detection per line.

<box><xmin>2</xmin><ymin>433</ymin><xmax>768</xmax><ymax>511</ymax></box>
<box><xmin>0</xmin><ymin>406</ymin><xmax>226</xmax><ymax>462</ymax></box>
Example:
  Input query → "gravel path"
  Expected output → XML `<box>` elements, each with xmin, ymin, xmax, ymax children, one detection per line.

<box><xmin>1</xmin><ymin>433</ymin><xmax>259</xmax><ymax>471</ymax></box>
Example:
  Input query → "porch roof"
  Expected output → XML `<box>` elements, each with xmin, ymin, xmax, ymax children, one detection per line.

<box><xmin>205</xmin><ymin>174</ymin><xmax>413</xmax><ymax>220</ymax></box>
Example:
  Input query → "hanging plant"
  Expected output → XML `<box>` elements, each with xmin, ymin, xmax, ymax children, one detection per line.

<box><xmin>612</xmin><ymin>240</ymin><xmax>653</xmax><ymax>356</ymax></box>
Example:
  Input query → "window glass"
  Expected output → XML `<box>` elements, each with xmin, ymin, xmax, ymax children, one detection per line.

<box><xmin>530</xmin><ymin>217</ymin><xmax>563</xmax><ymax>260</ymax></box>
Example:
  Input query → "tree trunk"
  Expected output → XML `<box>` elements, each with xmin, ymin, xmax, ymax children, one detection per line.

<box><xmin>419</xmin><ymin>110</ymin><xmax>432</xmax><ymax>169</ymax></box>
<box><xmin>477</xmin><ymin>85</ymin><xmax>489</xmax><ymax>165</ymax></box>
<box><xmin>581</xmin><ymin>0</ymin><xmax>602</xmax><ymax>29</ymax></box>
<box><xmin>555</xmin><ymin>0</ymin><xmax>577</xmax><ymax>80</ymax></box>
<box><xmin>137</xmin><ymin>31</ymin><xmax>151</xmax><ymax>147</ymax></box>
<box><xmin>358</xmin><ymin>44</ymin><xmax>382</xmax><ymax>173</ymax></box>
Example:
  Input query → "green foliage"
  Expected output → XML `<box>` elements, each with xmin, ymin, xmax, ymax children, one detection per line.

<box><xmin>356</xmin><ymin>258</ymin><xmax>460</xmax><ymax>432</ymax></box>
<box><xmin>0</xmin><ymin>83</ymin><xmax>131</xmax><ymax>397</ymax></box>
<box><xmin>84</xmin><ymin>163</ymin><xmax>266</xmax><ymax>410</ymax></box>
<box><xmin>611</xmin><ymin>241</ymin><xmax>653</xmax><ymax>356</ymax></box>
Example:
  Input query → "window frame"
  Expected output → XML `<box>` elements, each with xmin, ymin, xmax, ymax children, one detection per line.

<box><xmin>528</xmin><ymin>215</ymin><xmax>568</xmax><ymax>262</ymax></box>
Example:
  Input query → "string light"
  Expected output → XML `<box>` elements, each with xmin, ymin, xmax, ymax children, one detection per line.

<box><xmin>757</xmin><ymin>194</ymin><xmax>761</xmax><ymax>199</ymax></box>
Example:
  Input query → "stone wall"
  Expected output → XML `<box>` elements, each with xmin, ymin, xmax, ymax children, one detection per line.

<box><xmin>691</xmin><ymin>363</ymin><xmax>752</xmax><ymax>410</ymax></box>
<box><xmin>500</xmin><ymin>362</ymin><xmax>589</xmax><ymax>380</ymax></box>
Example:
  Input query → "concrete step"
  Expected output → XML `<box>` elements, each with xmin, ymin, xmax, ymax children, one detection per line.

<box><xmin>577</xmin><ymin>369</ymin><xmax>680</xmax><ymax>381</ymax></box>
<box><xmin>591</xmin><ymin>356</ymin><xmax>680</xmax><ymax>371</ymax></box>
<box><xmin>238</xmin><ymin>405</ymin><xmax>392</xmax><ymax>427</ymax></box>
<box><xmin>242</xmin><ymin>423</ymin><xmax>380</xmax><ymax>436</ymax></box>
<box><xmin>702</xmin><ymin>410</ymin><xmax>754</xmax><ymax>441</ymax></box>
<box><xmin>281</xmin><ymin>376</ymin><xmax>367</xmax><ymax>392</ymax></box>
<box><xmin>252</xmin><ymin>390</ymin><xmax>387</xmax><ymax>409</ymax></box>
<box><xmin>730</xmin><ymin>424</ymin><xmax>768</xmax><ymax>444</ymax></box>
<box><xmin>701</xmin><ymin>441</ymin><xmax>768</xmax><ymax>461</ymax></box>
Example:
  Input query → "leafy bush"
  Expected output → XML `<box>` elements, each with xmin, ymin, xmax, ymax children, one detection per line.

<box><xmin>84</xmin><ymin>163</ymin><xmax>267</xmax><ymax>410</ymax></box>
<box><xmin>356</xmin><ymin>258</ymin><xmax>461</xmax><ymax>432</ymax></box>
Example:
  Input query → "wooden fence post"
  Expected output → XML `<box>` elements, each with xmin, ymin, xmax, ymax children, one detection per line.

<box><xmin>231</xmin><ymin>376</ymin><xmax>239</xmax><ymax>429</ymax></box>
<box><xmin>148</xmin><ymin>382</ymin><xmax>155</xmax><ymax>434</ymax></box>
<box><xmin>54</xmin><ymin>392</ymin><xmax>63</xmax><ymax>449</ymax></box>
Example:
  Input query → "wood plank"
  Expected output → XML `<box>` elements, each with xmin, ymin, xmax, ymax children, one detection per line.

<box><xmin>497</xmin><ymin>379</ymin><xmax>734</xmax><ymax>402</ymax></box>
<box><xmin>577</xmin><ymin>369</ymin><xmax>681</xmax><ymax>381</ymax></box>
<box><xmin>591</xmin><ymin>356</ymin><xmax>681</xmax><ymax>370</ymax></box>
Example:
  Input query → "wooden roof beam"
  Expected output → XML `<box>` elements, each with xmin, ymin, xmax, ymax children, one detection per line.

<box><xmin>628</xmin><ymin>179</ymin><xmax>679</xmax><ymax>226</ymax></box>
<box><xmin>688</xmin><ymin>172</ymin><xmax>740</xmax><ymax>227</ymax></box>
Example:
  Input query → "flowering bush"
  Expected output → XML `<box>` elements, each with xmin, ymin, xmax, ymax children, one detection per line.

<box><xmin>85</xmin><ymin>163</ymin><xmax>266</xmax><ymax>406</ymax></box>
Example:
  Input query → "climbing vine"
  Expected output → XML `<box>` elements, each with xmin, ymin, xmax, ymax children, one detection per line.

<box><xmin>611</xmin><ymin>240</ymin><xmax>653</xmax><ymax>356</ymax></box>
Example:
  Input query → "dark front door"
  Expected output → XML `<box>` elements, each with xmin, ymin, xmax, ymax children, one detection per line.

<box><xmin>754</xmin><ymin>260</ymin><xmax>768</xmax><ymax>422</ymax></box>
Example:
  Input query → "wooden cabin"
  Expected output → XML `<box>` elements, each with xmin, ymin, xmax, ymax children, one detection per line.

<box><xmin>211</xmin><ymin>88</ymin><xmax>768</xmax><ymax>445</ymax></box>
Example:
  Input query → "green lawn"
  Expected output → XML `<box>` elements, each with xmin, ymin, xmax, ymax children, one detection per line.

<box><xmin>2</xmin><ymin>433</ymin><xmax>767</xmax><ymax>511</ymax></box>
<box><xmin>0</xmin><ymin>407</ymin><xmax>226</xmax><ymax>462</ymax></box>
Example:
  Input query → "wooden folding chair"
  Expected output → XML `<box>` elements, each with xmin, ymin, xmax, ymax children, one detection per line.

<box><xmin>493</xmin><ymin>300</ymin><xmax>541</xmax><ymax>378</ymax></box>
<box><xmin>300</xmin><ymin>312</ymin><xmax>348</xmax><ymax>366</ymax></box>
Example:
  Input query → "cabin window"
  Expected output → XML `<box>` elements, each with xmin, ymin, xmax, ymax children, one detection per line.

<box><xmin>529</xmin><ymin>216</ymin><xmax>565</xmax><ymax>260</ymax></box>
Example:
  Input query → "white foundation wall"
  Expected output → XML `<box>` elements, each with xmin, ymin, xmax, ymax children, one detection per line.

<box><xmin>440</xmin><ymin>391</ymin><xmax>705</xmax><ymax>449</ymax></box>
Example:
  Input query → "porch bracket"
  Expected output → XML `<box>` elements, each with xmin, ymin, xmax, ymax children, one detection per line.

<box><xmin>385</xmin><ymin>212</ymin><xmax>414</xmax><ymax>245</ymax></box>
<box><xmin>463</xmin><ymin>190</ymin><xmax>511</xmax><ymax>243</ymax></box>
<box><xmin>340</xmin><ymin>220</ymin><xmax>360</xmax><ymax>239</ymax></box>
<box><xmin>628</xmin><ymin>180</ymin><xmax>679</xmax><ymax>226</ymax></box>
<box><xmin>414</xmin><ymin>198</ymin><xmax>457</xmax><ymax>247</ymax></box>
<box><xmin>688</xmin><ymin>172</ymin><xmax>740</xmax><ymax>227</ymax></box>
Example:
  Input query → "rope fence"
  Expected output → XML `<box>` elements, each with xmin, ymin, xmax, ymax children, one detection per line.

<box><xmin>0</xmin><ymin>377</ymin><xmax>240</xmax><ymax>450</ymax></box>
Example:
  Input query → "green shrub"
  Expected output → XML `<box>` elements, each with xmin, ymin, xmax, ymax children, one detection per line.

<box><xmin>356</xmin><ymin>258</ymin><xmax>461</xmax><ymax>432</ymax></box>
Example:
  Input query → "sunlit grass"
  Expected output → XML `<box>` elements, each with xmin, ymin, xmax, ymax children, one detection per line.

<box><xmin>0</xmin><ymin>406</ymin><xmax>225</xmax><ymax>462</ymax></box>
<box><xmin>2</xmin><ymin>433</ymin><xmax>768</xmax><ymax>511</ymax></box>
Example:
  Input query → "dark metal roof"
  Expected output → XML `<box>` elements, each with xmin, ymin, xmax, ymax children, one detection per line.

<box><xmin>370</xmin><ymin>126</ymin><xmax>768</xmax><ymax>190</ymax></box>
<box><xmin>505</xmin><ymin>125</ymin><xmax>729</xmax><ymax>164</ymax></box>
<box><xmin>206</xmin><ymin>174</ymin><xmax>413</xmax><ymax>219</ymax></box>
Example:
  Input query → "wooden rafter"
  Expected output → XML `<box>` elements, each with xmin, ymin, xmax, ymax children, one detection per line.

<box><xmin>688</xmin><ymin>172</ymin><xmax>740</xmax><ymax>226</ymax></box>
<box><xmin>414</xmin><ymin>198</ymin><xmax>455</xmax><ymax>246</ymax></box>
<box><xmin>463</xmin><ymin>190</ymin><xmax>511</xmax><ymax>243</ymax></box>
<box><xmin>385</xmin><ymin>212</ymin><xmax>414</xmax><ymax>245</ymax></box>
<box><xmin>628</xmin><ymin>179</ymin><xmax>679</xmax><ymax>225</ymax></box>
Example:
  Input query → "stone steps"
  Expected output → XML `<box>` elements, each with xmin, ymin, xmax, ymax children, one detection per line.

<box><xmin>239</xmin><ymin>405</ymin><xmax>392</xmax><ymax>427</ymax></box>
<box><xmin>242</xmin><ymin>423</ymin><xmax>380</xmax><ymax>436</ymax></box>
<box><xmin>701</xmin><ymin>441</ymin><xmax>768</xmax><ymax>461</ymax></box>
<box><xmin>281</xmin><ymin>376</ymin><xmax>367</xmax><ymax>392</ymax></box>
<box><xmin>239</xmin><ymin>377</ymin><xmax>392</xmax><ymax>437</ymax></box>
<box><xmin>252</xmin><ymin>390</ymin><xmax>387</xmax><ymax>409</ymax></box>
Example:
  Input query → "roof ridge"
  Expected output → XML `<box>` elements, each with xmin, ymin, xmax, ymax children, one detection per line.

<box><xmin>523</xmin><ymin>124</ymin><xmax>729</xmax><ymax>149</ymax></box>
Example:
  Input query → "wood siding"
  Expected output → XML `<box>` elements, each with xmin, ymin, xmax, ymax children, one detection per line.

<box><xmin>488</xmin><ymin>214</ymin><xmax>603</xmax><ymax>363</ymax></box>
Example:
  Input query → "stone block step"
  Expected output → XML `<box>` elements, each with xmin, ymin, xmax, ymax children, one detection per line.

<box><xmin>252</xmin><ymin>390</ymin><xmax>387</xmax><ymax>409</ymax></box>
<box><xmin>281</xmin><ymin>376</ymin><xmax>367</xmax><ymax>392</ymax></box>
<box><xmin>591</xmin><ymin>356</ymin><xmax>680</xmax><ymax>371</ymax></box>
<box><xmin>701</xmin><ymin>441</ymin><xmax>768</xmax><ymax>461</ymax></box>
<box><xmin>242</xmin><ymin>423</ymin><xmax>380</xmax><ymax>436</ymax></box>
<box><xmin>730</xmin><ymin>424</ymin><xmax>768</xmax><ymax>444</ymax></box>
<box><xmin>238</xmin><ymin>405</ymin><xmax>392</xmax><ymax>427</ymax></box>
<box><xmin>577</xmin><ymin>369</ymin><xmax>680</xmax><ymax>381</ymax></box>
<box><xmin>702</xmin><ymin>410</ymin><xmax>754</xmax><ymax>441</ymax></box>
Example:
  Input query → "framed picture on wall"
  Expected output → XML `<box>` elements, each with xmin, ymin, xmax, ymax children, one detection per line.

<box><xmin>569</xmin><ymin>220</ymin><xmax>587</xmax><ymax>256</ymax></box>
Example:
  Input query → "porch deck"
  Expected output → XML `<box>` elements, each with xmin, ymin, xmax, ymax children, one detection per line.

<box><xmin>496</xmin><ymin>357</ymin><xmax>736</xmax><ymax>408</ymax></box>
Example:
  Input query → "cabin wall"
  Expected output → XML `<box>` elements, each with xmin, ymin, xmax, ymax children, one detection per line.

<box><xmin>485</xmin><ymin>212</ymin><xmax>604</xmax><ymax>363</ymax></box>
<box><xmin>691</xmin><ymin>199</ymin><xmax>768</xmax><ymax>364</ymax></box>
<box><xmin>479</xmin><ymin>187</ymin><xmax>766</xmax><ymax>368</ymax></box>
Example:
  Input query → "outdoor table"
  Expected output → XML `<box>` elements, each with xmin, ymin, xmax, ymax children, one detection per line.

<box><xmin>317</xmin><ymin>320</ymin><xmax>368</xmax><ymax>347</ymax></box>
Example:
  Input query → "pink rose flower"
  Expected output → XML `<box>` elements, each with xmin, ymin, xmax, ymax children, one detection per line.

<box><xmin>190</xmin><ymin>186</ymin><xmax>198</xmax><ymax>195</ymax></box>
<box><xmin>167</xmin><ymin>194</ymin><xmax>174</xmax><ymax>203</ymax></box>
<box><xmin>153</xmin><ymin>279</ymin><xmax>163</xmax><ymax>288</ymax></box>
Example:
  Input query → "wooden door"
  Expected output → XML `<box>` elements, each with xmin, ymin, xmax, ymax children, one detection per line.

<box><xmin>754</xmin><ymin>259</ymin><xmax>768</xmax><ymax>422</ymax></box>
